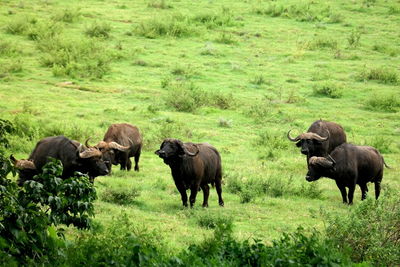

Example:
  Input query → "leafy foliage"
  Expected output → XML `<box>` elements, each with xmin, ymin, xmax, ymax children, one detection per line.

<box><xmin>323</xmin><ymin>192</ymin><xmax>400</xmax><ymax>266</ymax></box>
<box><xmin>0</xmin><ymin>154</ymin><xmax>97</xmax><ymax>264</ymax></box>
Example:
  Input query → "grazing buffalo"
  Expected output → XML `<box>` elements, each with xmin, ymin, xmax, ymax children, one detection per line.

<box><xmin>287</xmin><ymin>120</ymin><xmax>347</xmax><ymax>164</ymax></box>
<box><xmin>96</xmin><ymin>123</ymin><xmax>142</xmax><ymax>173</ymax></box>
<box><xmin>306</xmin><ymin>143</ymin><xmax>388</xmax><ymax>204</ymax></box>
<box><xmin>155</xmin><ymin>138</ymin><xmax>224</xmax><ymax>208</ymax></box>
<box><xmin>13</xmin><ymin>135</ymin><xmax>108</xmax><ymax>185</ymax></box>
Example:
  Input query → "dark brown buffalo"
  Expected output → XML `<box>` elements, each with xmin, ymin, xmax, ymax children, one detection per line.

<box><xmin>288</xmin><ymin>120</ymin><xmax>347</xmax><ymax>163</ymax></box>
<box><xmin>155</xmin><ymin>138</ymin><xmax>224</xmax><ymax>208</ymax></box>
<box><xmin>12</xmin><ymin>135</ymin><xmax>108</xmax><ymax>185</ymax></box>
<box><xmin>306</xmin><ymin>143</ymin><xmax>388</xmax><ymax>204</ymax></box>
<box><xmin>96</xmin><ymin>123</ymin><xmax>142</xmax><ymax>172</ymax></box>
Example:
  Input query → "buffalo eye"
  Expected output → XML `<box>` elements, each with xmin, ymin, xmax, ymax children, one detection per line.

<box><xmin>296</xmin><ymin>141</ymin><xmax>302</xmax><ymax>147</ymax></box>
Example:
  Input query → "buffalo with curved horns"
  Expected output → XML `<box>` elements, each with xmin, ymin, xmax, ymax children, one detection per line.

<box><xmin>95</xmin><ymin>123</ymin><xmax>142</xmax><ymax>173</ymax></box>
<box><xmin>11</xmin><ymin>135</ymin><xmax>109</xmax><ymax>185</ymax></box>
<box><xmin>306</xmin><ymin>143</ymin><xmax>389</xmax><ymax>204</ymax></box>
<box><xmin>155</xmin><ymin>138</ymin><xmax>224</xmax><ymax>208</ymax></box>
<box><xmin>287</xmin><ymin>120</ymin><xmax>347</xmax><ymax>164</ymax></box>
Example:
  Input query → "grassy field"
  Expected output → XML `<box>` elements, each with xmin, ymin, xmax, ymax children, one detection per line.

<box><xmin>1</xmin><ymin>0</ymin><xmax>399</xmax><ymax>256</ymax></box>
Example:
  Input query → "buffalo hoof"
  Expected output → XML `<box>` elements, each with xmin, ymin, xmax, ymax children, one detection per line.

<box><xmin>202</xmin><ymin>203</ymin><xmax>209</xmax><ymax>208</ymax></box>
<box><xmin>219</xmin><ymin>202</ymin><xmax>224</xmax><ymax>207</ymax></box>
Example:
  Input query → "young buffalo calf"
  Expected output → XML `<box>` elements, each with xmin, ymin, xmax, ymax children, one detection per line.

<box><xmin>155</xmin><ymin>138</ymin><xmax>224</xmax><ymax>208</ymax></box>
<box><xmin>306</xmin><ymin>143</ymin><xmax>388</xmax><ymax>204</ymax></box>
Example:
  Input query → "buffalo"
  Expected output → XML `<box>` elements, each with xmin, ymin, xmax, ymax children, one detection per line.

<box><xmin>96</xmin><ymin>123</ymin><xmax>142</xmax><ymax>173</ymax></box>
<box><xmin>287</xmin><ymin>120</ymin><xmax>347</xmax><ymax>164</ymax></box>
<box><xmin>155</xmin><ymin>138</ymin><xmax>224</xmax><ymax>208</ymax></box>
<box><xmin>306</xmin><ymin>143</ymin><xmax>388</xmax><ymax>204</ymax></box>
<box><xmin>13</xmin><ymin>135</ymin><xmax>109</xmax><ymax>185</ymax></box>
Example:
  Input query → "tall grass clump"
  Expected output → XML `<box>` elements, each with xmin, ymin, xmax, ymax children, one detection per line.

<box><xmin>195</xmin><ymin>211</ymin><xmax>233</xmax><ymax>229</ymax></box>
<box><xmin>358</xmin><ymin>67</ymin><xmax>398</xmax><ymax>85</ymax></box>
<box><xmin>0</xmin><ymin>41</ymin><xmax>21</xmax><ymax>57</ymax></box>
<box><xmin>256</xmin><ymin>129</ymin><xmax>290</xmax><ymax>160</ymax></box>
<box><xmin>26</xmin><ymin>20</ymin><xmax>63</xmax><ymax>41</ymax></box>
<box><xmin>37</xmin><ymin>37</ymin><xmax>112</xmax><ymax>79</ymax></box>
<box><xmin>164</xmin><ymin>81</ymin><xmax>234</xmax><ymax>112</ymax></box>
<box><xmin>4</xmin><ymin>17</ymin><xmax>29</xmax><ymax>35</ymax></box>
<box><xmin>52</xmin><ymin>8</ymin><xmax>81</xmax><ymax>23</ymax></box>
<box><xmin>364</xmin><ymin>94</ymin><xmax>400</xmax><ymax>112</ymax></box>
<box><xmin>323</xmin><ymin>193</ymin><xmax>400</xmax><ymax>266</ymax></box>
<box><xmin>308</xmin><ymin>37</ymin><xmax>338</xmax><ymax>50</ymax></box>
<box><xmin>101</xmin><ymin>187</ymin><xmax>141</xmax><ymax>205</ymax></box>
<box><xmin>135</xmin><ymin>15</ymin><xmax>192</xmax><ymax>38</ymax></box>
<box><xmin>85</xmin><ymin>22</ymin><xmax>112</xmax><ymax>38</ymax></box>
<box><xmin>0</xmin><ymin>59</ymin><xmax>23</xmax><ymax>79</ymax></box>
<box><xmin>256</xmin><ymin>3</ymin><xmax>341</xmax><ymax>23</ymax></box>
<box><xmin>312</xmin><ymin>82</ymin><xmax>343</xmax><ymax>98</ymax></box>
<box><xmin>347</xmin><ymin>30</ymin><xmax>361</xmax><ymax>48</ymax></box>
<box><xmin>192</xmin><ymin>8</ymin><xmax>236</xmax><ymax>29</ymax></box>
<box><xmin>147</xmin><ymin>0</ymin><xmax>172</xmax><ymax>9</ymax></box>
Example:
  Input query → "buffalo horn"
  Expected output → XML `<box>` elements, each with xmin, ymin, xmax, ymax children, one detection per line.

<box><xmin>108</xmin><ymin>142</ymin><xmax>130</xmax><ymax>151</ymax></box>
<box><xmin>287</xmin><ymin>130</ymin><xmax>301</xmax><ymax>142</ymax></box>
<box><xmin>85</xmin><ymin>138</ymin><xmax>92</xmax><ymax>148</ymax></box>
<box><xmin>79</xmin><ymin>147</ymin><xmax>102</xmax><ymax>158</ymax></box>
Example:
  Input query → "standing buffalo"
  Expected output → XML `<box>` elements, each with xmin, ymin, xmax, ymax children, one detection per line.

<box><xmin>12</xmin><ymin>135</ymin><xmax>109</xmax><ymax>185</ymax></box>
<box><xmin>287</xmin><ymin>120</ymin><xmax>347</xmax><ymax>163</ymax></box>
<box><xmin>306</xmin><ymin>143</ymin><xmax>388</xmax><ymax>204</ymax></box>
<box><xmin>155</xmin><ymin>138</ymin><xmax>224</xmax><ymax>208</ymax></box>
<box><xmin>96</xmin><ymin>123</ymin><xmax>142</xmax><ymax>173</ymax></box>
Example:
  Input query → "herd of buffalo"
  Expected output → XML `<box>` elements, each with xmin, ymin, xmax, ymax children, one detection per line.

<box><xmin>11</xmin><ymin>120</ymin><xmax>388</xmax><ymax>207</ymax></box>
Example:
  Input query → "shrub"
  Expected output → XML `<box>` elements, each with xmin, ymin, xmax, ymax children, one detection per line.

<box><xmin>4</xmin><ymin>17</ymin><xmax>29</xmax><ymax>35</ymax></box>
<box><xmin>85</xmin><ymin>22</ymin><xmax>112</xmax><ymax>38</ymax></box>
<box><xmin>0</xmin><ymin>40</ymin><xmax>20</xmax><ymax>57</ymax></box>
<box><xmin>312</xmin><ymin>82</ymin><xmax>343</xmax><ymax>98</ymax></box>
<box><xmin>0</xmin><ymin>59</ymin><xmax>23</xmax><ymax>78</ymax></box>
<box><xmin>250</xmin><ymin>74</ymin><xmax>268</xmax><ymax>85</ymax></box>
<box><xmin>347</xmin><ymin>30</ymin><xmax>361</xmax><ymax>48</ymax></box>
<box><xmin>52</xmin><ymin>8</ymin><xmax>81</xmax><ymax>23</ymax></box>
<box><xmin>195</xmin><ymin>211</ymin><xmax>233</xmax><ymax>229</ymax></box>
<box><xmin>135</xmin><ymin>15</ymin><xmax>192</xmax><ymax>38</ymax></box>
<box><xmin>364</xmin><ymin>94</ymin><xmax>400</xmax><ymax>112</ymax></box>
<box><xmin>309</xmin><ymin>37</ymin><xmax>338</xmax><ymax>50</ymax></box>
<box><xmin>101</xmin><ymin>187</ymin><xmax>141</xmax><ymax>205</ymax></box>
<box><xmin>38</xmin><ymin>36</ymin><xmax>112</xmax><ymax>79</ymax></box>
<box><xmin>368</xmin><ymin>136</ymin><xmax>394</xmax><ymax>153</ymax></box>
<box><xmin>215</xmin><ymin>32</ymin><xmax>237</xmax><ymax>45</ymax></box>
<box><xmin>147</xmin><ymin>0</ymin><xmax>172</xmax><ymax>9</ymax></box>
<box><xmin>0</xmin><ymin>157</ymin><xmax>97</xmax><ymax>264</ymax></box>
<box><xmin>26</xmin><ymin>20</ymin><xmax>62</xmax><ymax>41</ymax></box>
<box><xmin>323</xmin><ymin>193</ymin><xmax>400</xmax><ymax>266</ymax></box>
<box><xmin>358</xmin><ymin>67</ymin><xmax>398</xmax><ymax>85</ymax></box>
<box><xmin>192</xmin><ymin>8</ymin><xmax>236</xmax><ymax>29</ymax></box>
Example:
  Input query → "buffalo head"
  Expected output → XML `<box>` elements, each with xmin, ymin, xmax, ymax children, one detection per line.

<box><xmin>305</xmin><ymin>155</ymin><xmax>336</xmax><ymax>182</ymax></box>
<box><xmin>77</xmin><ymin>143</ymin><xmax>109</xmax><ymax>177</ymax></box>
<box><xmin>155</xmin><ymin>138</ymin><xmax>199</xmax><ymax>164</ymax></box>
<box><xmin>94</xmin><ymin>140</ymin><xmax>130</xmax><ymax>171</ymax></box>
<box><xmin>287</xmin><ymin>130</ymin><xmax>329</xmax><ymax>156</ymax></box>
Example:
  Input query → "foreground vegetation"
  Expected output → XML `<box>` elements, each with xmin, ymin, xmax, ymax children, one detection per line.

<box><xmin>0</xmin><ymin>0</ymin><xmax>399</xmax><ymax>265</ymax></box>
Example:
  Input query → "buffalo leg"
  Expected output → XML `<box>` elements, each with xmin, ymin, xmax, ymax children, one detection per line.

<box><xmin>189</xmin><ymin>184</ymin><xmax>200</xmax><ymax>208</ymax></box>
<box><xmin>335</xmin><ymin>181</ymin><xmax>347</xmax><ymax>204</ymax></box>
<box><xmin>375</xmin><ymin>181</ymin><xmax>381</xmax><ymax>200</ymax></box>
<box><xmin>134</xmin><ymin>150</ymin><xmax>140</xmax><ymax>172</ymax></box>
<box><xmin>201</xmin><ymin>184</ymin><xmax>210</xmax><ymax>207</ymax></box>
<box><xmin>359</xmin><ymin>183</ymin><xmax>368</xmax><ymax>200</ymax></box>
<box><xmin>215</xmin><ymin>180</ymin><xmax>224</xmax><ymax>207</ymax></box>
<box><xmin>347</xmin><ymin>184</ymin><xmax>356</xmax><ymax>205</ymax></box>
<box><xmin>175</xmin><ymin>181</ymin><xmax>188</xmax><ymax>207</ymax></box>
<box><xmin>126</xmin><ymin>158</ymin><xmax>132</xmax><ymax>171</ymax></box>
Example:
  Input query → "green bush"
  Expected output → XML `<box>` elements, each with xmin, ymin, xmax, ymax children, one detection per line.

<box><xmin>312</xmin><ymin>82</ymin><xmax>343</xmax><ymax>98</ymax></box>
<box><xmin>52</xmin><ymin>8</ymin><xmax>81</xmax><ymax>23</ymax></box>
<box><xmin>26</xmin><ymin>20</ymin><xmax>62</xmax><ymax>41</ymax></box>
<box><xmin>347</xmin><ymin>30</ymin><xmax>361</xmax><ymax>48</ymax></box>
<box><xmin>358</xmin><ymin>67</ymin><xmax>398</xmax><ymax>85</ymax></box>
<box><xmin>0</xmin><ymin>155</ymin><xmax>97</xmax><ymax>264</ymax></box>
<box><xmin>364</xmin><ymin>94</ymin><xmax>400</xmax><ymax>112</ymax></box>
<box><xmin>101</xmin><ymin>187</ymin><xmax>141</xmax><ymax>205</ymax></box>
<box><xmin>148</xmin><ymin>0</ymin><xmax>172</xmax><ymax>9</ymax></box>
<box><xmin>85</xmin><ymin>22</ymin><xmax>112</xmax><ymax>38</ymax></box>
<box><xmin>323</xmin><ymin>193</ymin><xmax>400</xmax><ymax>266</ymax></box>
<box><xmin>192</xmin><ymin>8</ymin><xmax>236</xmax><ymax>29</ymax></box>
<box><xmin>4</xmin><ymin>17</ymin><xmax>29</xmax><ymax>35</ymax></box>
<box><xmin>195</xmin><ymin>211</ymin><xmax>233</xmax><ymax>229</ymax></box>
<box><xmin>38</xmin><ymin>36</ymin><xmax>112</xmax><ymax>79</ymax></box>
<box><xmin>135</xmin><ymin>14</ymin><xmax>192</xmax><ymax>38</ymax></box>
<box><xmin>0</xmin><ymin>40</ymin><xmax>21</xmax><ymax>57</ymax></box>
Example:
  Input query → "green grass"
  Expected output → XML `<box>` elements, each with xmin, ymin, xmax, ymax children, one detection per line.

<box><xmin>0</xmin><ymin>0</ymin><xmax>399</xmax><ymax>263</ymax></box>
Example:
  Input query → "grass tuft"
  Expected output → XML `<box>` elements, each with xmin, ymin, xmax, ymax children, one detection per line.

<box><xmin>358</xmin><ymin>67</ymin><xmax>398</xmax><ymax>85</ymax></box>
<box><xmin>364</xmin><ymin>94</ymin><xmax>400</xmax><ymax>112</ymax></box>
<box><xmin>135</xmin><ymin>15</ymin><xmax>192</xmax><ymax>38</ymax></box>
<box><xmin>85</xmin><ymin>22</ymin><xmax>111</xmax><ymax>38</ymax></box>
<box><xmin>147</xmin><ymin>0</ymin><xmax>172</xmax><ymax>9</ymax></box>
<box><xmin>312</xmin><ymin>82</ymin><xmax>343</xmax><ymax>98</ymax></box>
<box><xmin>101</xmin><ymin>187</ymin><xmax>141</xmax><ymax>205</ymax></box>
